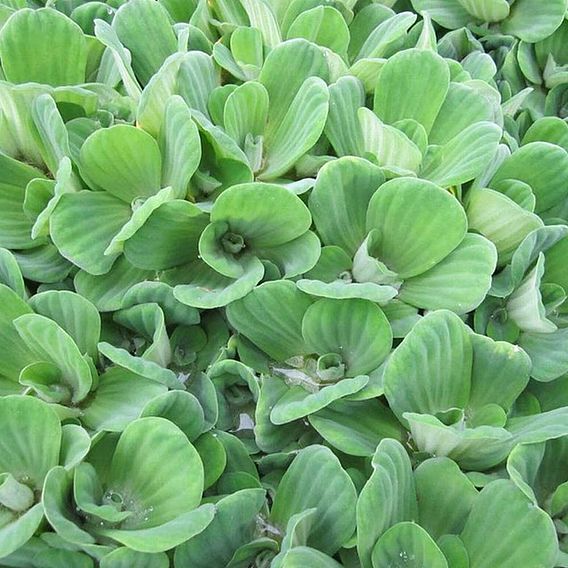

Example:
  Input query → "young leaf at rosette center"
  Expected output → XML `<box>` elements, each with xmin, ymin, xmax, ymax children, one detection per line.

<box><xmin>358</xmin><ymin>108</ymin><xmax>423</xmax><ymax>175</ymax></box>
<box><xmin>384</xmin><ymin>310</ymin><xmax>472</xmax><ymax>424</ymax></box>
<box><xmin>271</xmin><ymin>445</ymin><xmax>357</xmax><ymax>555</ymax></box>
<box><xmin>398</xmin><ymin>233</ymin><xmax>497</xmax><ymax>314</ymax></box>
<box><xmin>14</xmin><ymin>314</ymin><xmax>93</xmax><ymax>404</ymax></box>
<box><xmin>174</xmin><ymin>488</ymin><xmax>266</xmax><ymax>568</ymax></box>
<box><xmin>79</xmin><ymin>124</ymin><xmax>162</xmax><ymax>203</ymax></box>
<box><xmin>506</xmin><ymin>254</ymin><xmax>557</xmax><ymax>333</ymax></box>
<box><xmin>357</xmin><ymin>439</ymin><xmax>418</xmax><ymax>568</ymax></box>
<box><xmin>301</xmin><ymin>298</ymin><xmax>392</xmax><ymax>377</ymax></box>
<box><xmin>96</xmin><ymin>417</ymin><xmax>207</xmax><ymax>551</ymax></box>
<box><xmin>0</xmin><ymin>395</ymin><xmax>61</xmax><ymax>489</ymax></box>
<box><xmin>366</xmin><ymin>177</ymin><xmax>467</xmax><ymax>279</ymax></box>
<box><xmin>371</xmin><ymin>522</ymin><xmax>448</xmax><ymax>568</ymax></box>
<box><xmin>224</xmin><ymin>81</ymin><xmax>269</xmax><ymax>152</ymax></box>
<box><xmin>309</xmin><ymin>157</ymin><xmax>384</xmax><ymax>256</ymax></box>
<box><xmin>0</xmin><ymin>8</ymin><xmax>87</xmax><ymax>86</ymax></box>
<box><xmin>200</xmin><ymin>182</ymin><xmax>312</xmax><ymax>277</ymax></box>
<box><xmin>373</xmin><ymin>48</ymin><xmax>450</xmax><ymax>134</ymax></box>
<box><xmin>460</xmin><ymin>480</ymin><xmax>558</xmax><ymax>568</ymax></box>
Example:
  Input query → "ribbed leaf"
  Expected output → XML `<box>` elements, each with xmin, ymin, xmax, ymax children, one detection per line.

<box><xmin>398</xmin><ymin>233</ymin><xmax>497</xmax><ymax>314</ymax></box>
<box><xmin>271</xmin><ymin>445</ymin><xmax>357</xmax><ymax>555</ymax></box>
<box><xmin>461</xmin><ymin>480</ymin><xmax>557</xmax><ymax>568</ymax></box>
<box><xmin>0</xmin><ymin>8</ymin><xmax>87</xmax><ymax>86</ymax></box>
<box><xmin>373</xmin><ymin>48</ymin><xmax>449</xmax><ymax>134</ymax></box>
<box><xmin>384</xmin><ymin>310</ymin><xmax>472</xmax><ymax>422</ymax></box>
<box><xmin>357</xmin><ymin>439</ymin><xmax>417</xmax><ymax>568</ymax></box>
<box><xmin>366</xmin><ymin>178</ymin><xmax>467</xmax><ymax>279</ymax></box>
<box><xmin>14</xmin><ymin>314</ymin><xmax>93</xmax><ymax>403</ymax></box>
<box><xmin>79</xmin><ymin>125</ymin><xmax>162</xmax><ymax>203</ymax></box>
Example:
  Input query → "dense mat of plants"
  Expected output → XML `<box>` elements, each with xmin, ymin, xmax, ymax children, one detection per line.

<box><xmin>1</xmin><ymin>0</ymin><xmax>568</xmax><ymax>566</ymax></box>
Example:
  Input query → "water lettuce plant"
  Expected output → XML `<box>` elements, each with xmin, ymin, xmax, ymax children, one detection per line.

<box><xmin>0</xmin><ymin>0</ymin><xmax>568</xmax><ymax>566</ymax></box>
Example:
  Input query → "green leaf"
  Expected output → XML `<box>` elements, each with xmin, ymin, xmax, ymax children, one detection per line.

<box><xmin>270</xmin><ymin>375</ymin><xmax>369</xmax><ymax>424</ymax></box>
<box><xmin>210</xmin><ymin>182</ymin><xmax>312</xmax><ymax>248</ymax></box>
<box><xmin>357</xmin><ymin>439</ymin><xmax>417</xmax><ymax>568</ymax></box>
<box><xmin>309</xmin><ymin>398</ymin><xmax>403</xmax><ymax>457</ymax></box>
<box><xmin>98</xmin><ymin>505</ymin><xmax>216</xmax><ymax>554</ymax></box>
<box><xmin>429</xmin><ymin>82</ymin><xmax>494</xmax><ymax>145</ymax></box>
<box><xmin>409</xmin><ymin>0</ymin><xmax>470</xmax><ymax>29</ymax></box>
<box><xmin>240</xmin><ymin>0</ymin><xmax>281</xmax><ymax>48</ymax></box>
<box><xmin>159</xmin><ymin>96</ymin><xmax>202</xmax><ymax>199</ymax></box>
<box><xmin>421</xmin><ymin>122</ymin><xmax>503</xmax><ymax>188</ymax></box>
<box><xmin>460</xmin><ymin>480</ymin><xmax>557</xmax><ymax>568</ymax></box>
<box><xmin>112</xmin><ymin>0</ymin><xmax>177</xmax><ymax>86</ymax></box>
<box><xmin>398</xmin><ymin>233</ymin><xmax>497</xmax><ymax>314</ymax></box>
<box><xmin>490</xmin><ymin>142</ymin><xmax>568</xmax><ymax>214</ymax></box>
<box><xmin>271</xmin><ymin>445</ymin><xmax>357</xmax><ymax>555</ymax></box>
<box><xmin>224</xmin><ymin>81</ymin><xmax>269</xmax><ymax>149</ymax></box>
<box><xmin>358</xmin><ymin>108</ymin><xmax>423</xmax><ymax>174</ymax></box>
<box><xmin>0</xmin><ymin>503</ymin><xmax>45</xmax><ymax>559</ymax></box>
<box><xmin>74</xmin><ymin>257</ymin><xmax>152</xmax><ymax>312</ymax></box>
<box><xmin>226</xmin><ymin>281</ymin><xmax>312</xmax><ymax>360</ymax></box>
<box><xmin>325</xmin><ymin>76</ymin><xmax>365</xmax><ymax>157</ymax></box>
<box><xmin>259</xmin><ymin>77</ymin><xmax>329</xmax><ymax>180</ymax></box>
<box><xmin>82</xmin><ymin>367</ymin><xmax>167</xmax><ymax>432</ymax></box>
<box><xmin>501</xmin><ymin>0</ymin><xmax>568</xmax><ymax>43</ymax></box>
<box><xmin>373</xmin><ymin>48</ymin><xmax>449</xmax><ymax>134</ymax></box>
<box><xmin>29</xmin><ymin>291</ymin><xmax>101</xmax><ymax>360</ymax></box>
<box><xmin>371</xmin><ymin>522</ymin><xmax>448</xmax><ymax>568</ymax></box>
<box><xmin>141</xmin><ymin>391</ymin><xmax>205</xmax><ymax>442</ymax></box>
<box><xmin>465</xmin><ymin>187</ymin><xmax>543</xmax><ymax>266</ymax></box>
<box><xmin>100</xmin><ymin>548</ymin><xmax>169</xmax><ymax>568</ymax></box>
<box><xmin>0</xmin><ymin>284</ymin><xmax>35</xmax><ymax>383</ymax></box>
<box><xmin>366</xmin><ymin>178</ymin><xmax>467</xmax><ymax>279</ymax></box>
<box><xmin>415</xmin><ymin>457</ymin><xmax>478</xmax><ymax>539</ymax></box>
<box><xmin>171</xmin><ymin>257</ymin><xmax>264</xmax><ymax>309</ymax></box>
<box><xmin>79</xmin><ymin>125</ymin><xmax>162</xmax><ymax>203</ymax></box>
<box><xmin>506</xmin><ymin>254</ymin><xmax>556</xmax><ymax>333</ymax></box>
<box><xmin>384</xmin><ymin>310</ymin><xmax>472</xmax><ymax>422</ymax></box>
<box><xmin>302</xmin><ymin>298</ymin><xmax>392</xmax><ymax>376</ymax></box>
<box><xmin>278</xmin><ymin>547</ymin><xmax>343</xmax><ymax>567</ymax></box>
<box><xmin>0</xmin><ymin>247</ymin><xmax>25</xmax><ymax>299</ymax></box>
<box><xmin>123</xmin><ymin>200</ymin><xmax>208</xmax><ymax>271</ymax></box>
<box><xmin>51</xmin><ymin>190</ymin><xmax>130</xmax><ymax>275</ymax></box>
<box><xmin>0</xmin><ymin>8</ymin><xmax>87</xmax><ymax>86</ymax></box>
<box><xmin>14</xmin><ymin>314</ymin><xmax>93</xmax><ymax>403</ymax></box>
<box><xmin>518</xmin><ymin>328</ymin><xmax>568</xmax><ymax>382</ymax></box>
<box><xmin>287</xmin><ymin>6</ymin><xmax>350</xmax><ymax>55</ymax></box>
<box><xmin>309</xmin><ymin>157</ymin><xmax>384</xmax><ymax>256</ymax></box>
<box><xmin>259</xmin><ymin>38</ymin><xmax>328</xmax><ymax>141</ymax></box>
<box><xmin>174</xmin><ymin>489</ymin><xmax>266</xmax><ymax>568</ymax></box>
<box><xmin>469</xmin><ymin>334</ymin><xmax>531</xmax><ymax>413</ymax></box>
<box><xmin>0</xmin><ymin>395</ymin><xmax>61</xmax><ymax>489</ymax></box>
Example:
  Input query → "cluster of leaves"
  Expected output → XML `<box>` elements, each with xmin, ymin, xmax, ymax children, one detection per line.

<box><xmin>1</xmin><ymin>0</ymin><xmax>568</xmax><ymax>566</ymax></box>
